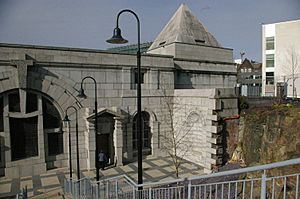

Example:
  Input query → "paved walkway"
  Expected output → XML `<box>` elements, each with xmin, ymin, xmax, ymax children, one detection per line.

<box><xmin>0</xmin><ymin>156</ymin><xmax>204</xmax><ymax>198</ymax></box>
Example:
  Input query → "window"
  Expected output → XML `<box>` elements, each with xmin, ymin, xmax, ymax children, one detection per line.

<box><xmin>132</xmin><ymin>112</ymin><xmax>151</xmax><ymax>151</ymax></box>
<box><xmin>48</xmin><ymin>132</ymin><xmax>63</xmax><ymax>156</ymax></box>
<box><xmin>134</xmin><ymin>71</ymin><xmax>145</xmax><ymax>84</ymax></box>
<box><xmin>4</xmin><ymin>89</ymin><xmax>64</xmax><ymax>161</ymax></box>
<box><xmin>42</xmin><ymin>98</ymin><xmax>61</xmax><ymax>129</ymax></box>
<box><xmin>26</xmin><ymin>93</ymin><xmax>37</xmax><ymax>113</ymax></box>
<box><xmin>10</xmin><ymin>117</ymin><xmax>38</xmax><ymax>161</ymax></box>
<box><xmin>266</xmin><ymin>54</ymin><xmax>274</xmax><ymax>68</ymax></box>
<box><xmin>9</xmin><ymin>92</ymin><xmax>20</xmax><ymax>112</ymax></box>
<box><xmin>266</xmin><ymin>37</ymin><xmax>274</xmax><ymax>50</ymax></box>
<box><xmin>266</xmin><ymin>72</ymin><xmax>274</xmax><ymax>85</ymax></box>
<box><xmin>42</xmin><ymin>97</ymin><xmax>63</xmax><ymax>155</ymax></box>
<box><xmin>0</xmin><ymin>97</ymin><xmax>3</xmax><ymax>132</ymax></box>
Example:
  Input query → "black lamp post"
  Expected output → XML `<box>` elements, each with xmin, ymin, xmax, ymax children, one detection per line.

<box><xmin>77</xmin><ymin>76</ymin><xmax>99</xmax><ymax>181</ymax></box>
<box><xmin>107</xmin><ymin>9</ymin><xmax>143</xmax><ymax>186</ymax></box>
<box><xmin>63</xmin><ymin>106</ymin><xmax>80</xmax><ymax>180</ymax></box>
<box><xmin>63</xmin><ymin>115</ymin><xmax>73</xmax><ymax>179</ymax></box>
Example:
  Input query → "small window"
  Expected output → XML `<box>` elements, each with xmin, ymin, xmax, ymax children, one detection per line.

<box><xmin>159</xmin><ymin>41</ymin><xmax>166</xmax><ymax>46</ymax></box>
<box><xmin>0</xmin><ymin>97</ymin><xmax>3</xmax><ymax>132</ymax></box>
<box><xmin>48</xmin><ymin>132</ymin><xmax>63</xmax><ymax>156</ymax></box>
<box><xmin>266</xmin><ymin>72</ymin><xmax>274</xmax><ymax>85</ymax></box>
<box><xmin>42</xmin><ymin>97</ymin><xmax>61</xmax><ymax>129</ymax></box>
<box><xmin>195</xmin><ymin>39</ymin><xmax>205</xmax><ymax>43</ymax></box>
<box><xmin>26</xmin><ymin>93</ymin><xmax>37</xmax><ymax>113</ymax></box>
<box><xmin>266</xmin><ymin>37</ymin><xmax>274</xmax><ymax>50</ymax></box>
<box><xmin>266</xmin><ymin>54</ymin><xmax>274</xmax><ymax>68</ymax></box>
<box><xmin>9</xmin><ymin>92</ymin><xmax>20</xmax><ymax>112</ymax></box>
<box><xmin>134</xmin><ymin>71</ymin><xmax>144</xmax><ymax>84</ymax></box>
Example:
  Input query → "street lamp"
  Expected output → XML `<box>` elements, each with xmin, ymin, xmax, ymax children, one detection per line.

<box><xmin>107</xmin><ymin>9</ymin><xmax>143</xmax><ymax>186</ymax></box>
<box><xmin>63</xmin><ymin>106</ymin><xmax>80</xmax><ymax>180</ymax></box>
<box><xmin>63</xmin><ymin>115</ymin><xmax>73</xmax><ymax>179</ymax></box>
<box><xmin>77</xmin><ymin>76</ymin><xmax>99</xmax><ymax>181</ymax></box>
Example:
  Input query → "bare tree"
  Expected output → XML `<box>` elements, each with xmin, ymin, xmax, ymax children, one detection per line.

<box><xmin>158</xmin><ymin>83</ymin><xmax>198</xmax><ymax>177</ymax></box>
<box><xmin>282</xmin><ymin>47</ymin><xmax>300</xmax><ymax>98</ymax></box>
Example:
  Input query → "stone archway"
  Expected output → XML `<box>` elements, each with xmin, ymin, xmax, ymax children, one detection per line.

<box><xmin>0</xmin><ymin>63</ymin><xmax>82</xmax><ymax>178</ymax></box>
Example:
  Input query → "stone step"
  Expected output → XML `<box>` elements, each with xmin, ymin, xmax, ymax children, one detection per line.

<box><xmin>30</xmin><ymin>187</ymin><xmax>70</xmax><ymax>199</ymax></box>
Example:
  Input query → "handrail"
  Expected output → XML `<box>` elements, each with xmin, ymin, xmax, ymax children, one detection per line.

<box><xmin>65</xmin><ymin>158</ymin><xmax>300</xmax><ymax>189</ymax></box>
<box><xmin>92</xmin><ymin>174</ymin><xmax>138</xmax><ymax>187</ymax></box>
<box><xmin>137</xmin><ymin>158</ymin><xmax>300</xmax><ymax>187</ymax></box>
<box><xmin>189</xmin><ymin>158</ymin><xmax>300</xmax><ymax>180</ymax></box>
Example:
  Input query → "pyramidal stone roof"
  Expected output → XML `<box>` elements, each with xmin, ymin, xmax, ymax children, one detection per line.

<box><xmin>148</xmin><ymin>3</ymin><xmax>220</xmax><ymax>51</ymax></box>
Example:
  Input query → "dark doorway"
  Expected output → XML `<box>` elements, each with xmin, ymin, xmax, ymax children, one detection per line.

<box><xmin>97</xmin><ymin>112</ymin><xmax>115</xmax><ymax>165</ymax></box>
<box><xmin>97</xmin><ymin>134</ymin><xmax>110</xmax><ymax>162</ymax></box>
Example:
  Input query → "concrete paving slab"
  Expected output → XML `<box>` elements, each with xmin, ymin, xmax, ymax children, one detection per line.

<box><xmin>119</xmin><ymin>165</ymin><xmax>134</xmax><ymax>173</ymax></box>
<box><xmin>40</xmin><ymin>176</ymin><xmax>60</xmax><ymax>187</ymax></box>
<box><xmin>0</xmin><ymin>156</ymin><xmax>204</xmax><ymax>198</ymax></box>
<box><xmin>144</xmin><ymin>169</ymin><xmax>165</xmax><ymax>178</ymax></box>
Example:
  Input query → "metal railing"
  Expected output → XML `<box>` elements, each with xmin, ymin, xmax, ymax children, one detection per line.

<box><xmin>64</xmin><ymin>158</ymin><xmax>300</xmax><ymax>199</ymax></box>
<box><xmin>15</xmin><ymin>186</ymin><xmax>27</xmax><ymax>199</ymax></box>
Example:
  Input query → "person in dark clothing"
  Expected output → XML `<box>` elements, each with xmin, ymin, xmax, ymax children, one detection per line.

<box><xmin>98</xmin><ymin>150</ymin><xmax>107</xmax><ymax>170</ymax></box>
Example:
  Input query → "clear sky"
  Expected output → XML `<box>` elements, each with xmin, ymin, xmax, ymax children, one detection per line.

<box><xmin>0</xmin><ymin>0</ymin><xmax>299</xmax><ymax>61</ymax></box>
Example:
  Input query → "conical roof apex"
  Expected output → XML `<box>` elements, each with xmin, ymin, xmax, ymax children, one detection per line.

<box><xmin>148</xmin><ymin>3</ymin><xmax>220</xmax><ymax>51</ymax></box>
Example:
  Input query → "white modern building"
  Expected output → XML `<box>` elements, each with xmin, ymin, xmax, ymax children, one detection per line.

<box><xmin>262</xmin><ymin>19</ymin><xmax>300</xmax><ymax>97</ymax></box>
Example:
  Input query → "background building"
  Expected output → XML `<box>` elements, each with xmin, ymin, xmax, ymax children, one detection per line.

<box><xmin>0</xmin><ymin>4</ymin><xmax>237</xmax><ymax>178</ymax></box>
<box><xmin>262</xmin><ymin>19</ymin><xmax>300</xmax><ymax>97</ymax></box>
<box><xmin>237</xmin><ymin>58</ymin><xmax>262</xmax><ymax>96</ymax></box>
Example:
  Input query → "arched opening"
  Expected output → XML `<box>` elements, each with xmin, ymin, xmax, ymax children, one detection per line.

<box><xmin>42</xmin><ymin>97</ymin><xmax>64</xmax><ymax>169</ymax></box>
<box><xmin>132</xmin><ymin>111</ymin><xmax>151</xmax><ymax>156</ymax></box>
<box><xmin>0</xmin><ymin>88</ymin><xmax>64</xmax><ymax>173</ymax></box>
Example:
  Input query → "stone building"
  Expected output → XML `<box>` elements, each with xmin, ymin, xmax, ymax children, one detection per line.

<box><xmin>0</xmin><ymin>4</ymin><xmax>237</xmax><ymax>178</ymax></box>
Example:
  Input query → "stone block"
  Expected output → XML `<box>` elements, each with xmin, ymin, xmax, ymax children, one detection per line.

<box><xmin>104</xmin><ymin>89</ymin><xmax>118</xmax><ymax>98</ymax></box>
<box><xmin>105</xmin><ymin>71</ymin><xmax>117</xmax><ymax>83</ymax></box>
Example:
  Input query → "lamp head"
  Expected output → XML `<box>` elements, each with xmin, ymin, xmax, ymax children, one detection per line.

<box><xmin>77</xmin><ymin>88</ymin><xmax>87</xmax><ymax>99</ymax></box>
<box><xmin>106</xmin><ymin>27</ymin><xmax>128</xmax><ymax>44</ymax></box>
<box><xmin>63</xmin><ymin>115</ymin><xmax>70</xmax><ymax>122</ymax></box>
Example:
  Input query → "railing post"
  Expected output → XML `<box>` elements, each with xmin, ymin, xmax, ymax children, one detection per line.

<box><xmin>96</xmin><ymin>182</ymin><xmax>99</xmax><ymax>199</ymax></box>
<box><xmin>149</xmin><ymin>187</ymin><xmax>152</xmax><ymax>199</ymax></box>
<box><xmin>260</xmin><ymin>170</ymin><xmax>267</xmax><ymax>199</ymax></box>
<box><xmin>106</xmin><ymin>182</ymin><xmax>109</xmax><ymax>199</ymax></box>
<box><xmin>133</xmin><ymin>186</ymin><xmax>136</xmax><ymax>199</ymax></box>
<box><xmin>188</xmin><ymin>180</ymin><xmax>192</xmax><ymax>199</ymax></box>
<box><xmin>115</xmin><ymin>180</ymin><xmax>118</xmax><ymax>199</ymax></box>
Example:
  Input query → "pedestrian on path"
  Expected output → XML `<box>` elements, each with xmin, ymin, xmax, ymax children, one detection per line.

<box><xmin>98</xmin><ymin>150</ymin><xmax>107</xmax><ymax>170</ymax></box>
